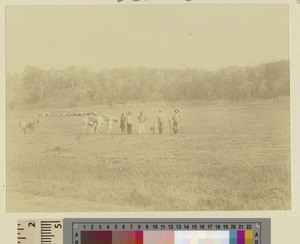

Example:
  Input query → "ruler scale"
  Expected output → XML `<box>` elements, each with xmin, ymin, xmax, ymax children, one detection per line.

<box><xmin>17</xmin><ymin>219</ymin><xmax>63</xmax><ymax>244</ymax></box>
<box><xmin>17</xmin><ymin>223</ymin><xmax>26</xmax><ymax>244</ymax></box>
<box><xmin>17</xmin><ymin>218</ymin><xmax>270</xmax><ymax>244</ymax></box>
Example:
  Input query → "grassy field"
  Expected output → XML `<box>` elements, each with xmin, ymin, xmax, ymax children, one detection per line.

<box><xmin>6</xmin><ymin>98</ymin><xmax>291</xmax><ymax>211</ymax></box>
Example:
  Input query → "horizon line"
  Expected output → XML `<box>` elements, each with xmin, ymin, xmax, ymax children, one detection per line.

<box><xmin>6</xmin><ymin>58</ymin><xmax>290</xmax><ymax>75</ymax></box>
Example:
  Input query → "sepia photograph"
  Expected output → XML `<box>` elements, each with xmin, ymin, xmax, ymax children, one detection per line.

<box><xmin>5</xmin><ymin>4</ymin><xmax>291</xmax><ymax>212</ymax></box>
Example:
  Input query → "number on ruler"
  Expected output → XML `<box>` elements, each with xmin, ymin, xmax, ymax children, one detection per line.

<box><xmin>28</xmin><ymin>222</ymin><xmax>36</xmax><ymax>228</ymax></box>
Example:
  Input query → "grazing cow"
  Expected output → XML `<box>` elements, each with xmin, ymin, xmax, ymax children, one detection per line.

<box><xmin>19</xmin><ymin>117</ymin><xmax>41</xmax><ymax>133</ymax></box>
<box><xmin>86</xmin><ymin>112</ymin><xmax>96</xmax><ymax>117</ymax></box>
<box><xmin>41</xmin><ymin>112</ymin><xmax>49</xmax><ymax>117</ymax></box>
<box><xmin>81</xmin><ymin>114</ymin><xmax>107</xmax><ymax>134</ymax></box>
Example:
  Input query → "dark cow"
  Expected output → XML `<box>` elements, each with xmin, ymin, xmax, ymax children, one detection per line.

<box><xmin>19</xmin><ymin>117</ymin><xmax>41</xmax><ymax>133</ymax></box>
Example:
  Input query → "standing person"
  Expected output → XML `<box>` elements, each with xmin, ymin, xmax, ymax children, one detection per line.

<box><xmin>172</xmin><ymin>109</ymin><xmax>181</xmax><ymax>134</ymax></box>
<box><xmin>125</xmin><ymin>112</ymin><xmax>129</xmax><ymax>134</ymax></box>
<box><xmin>120</xmin><ymin>113</ymin><xmax>126</xmax><ymax>133</ymax></box>
<box><xmin>107</xmin><ymin>115</ymin><xmax>114</xmax><ymax>134</ymax></box>
<box><xmin>138</xmin><ymin>111</ymin><xmax>148</xmax><ymax>135</ymax></box>
<box><xmin>127</xmin><ymin>111</ymin><xmax>133</xmax><ymax>135</ymax></box>
<box><xmin>157</xmin><ymin>110</ymin><xmax>165</xmax><ymax>134</ymax></box>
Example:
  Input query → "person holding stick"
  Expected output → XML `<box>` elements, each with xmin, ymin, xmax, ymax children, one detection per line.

<box><xmin>172</xmin><ymin>109</ymin><xmax>181</xmax><ymax>134</ymax></box>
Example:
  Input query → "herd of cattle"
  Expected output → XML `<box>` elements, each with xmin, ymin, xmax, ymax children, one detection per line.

<box><xmin>18</xmin><ymin>112</ymin><xmax>114</xmax><ymax>134</ymax></box>
<box><xmin>38</xmin><ymin>112</ymin><xmax>97</xmax><ymax>117</ymax></box>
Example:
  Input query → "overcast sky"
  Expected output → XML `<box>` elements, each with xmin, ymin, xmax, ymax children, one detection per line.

<box><xmin>6</xmin><ymin>4</ymin><xmax>289</xmax><ymax>73</ymax></box>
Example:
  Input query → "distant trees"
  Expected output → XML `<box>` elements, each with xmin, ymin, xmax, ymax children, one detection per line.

<box><xmin>6</xmin><ymin>72</ymin><xmax>23</xmax><ymax>110</ymax></box>
<box><xmin>22</xmin><ymin>66</ymin><xmax>47</xmax><ymax>104</ymax></box>
<box><xmin>6</xmin><ymin>60</ymin><xmax>290</xmax><ymax>109</ymax></box>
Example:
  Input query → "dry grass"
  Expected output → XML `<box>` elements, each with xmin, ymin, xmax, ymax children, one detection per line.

<box><xmin>6</xmin><ymin>98</ymin><xmax>291</xmax><ymax>211</ymax></box>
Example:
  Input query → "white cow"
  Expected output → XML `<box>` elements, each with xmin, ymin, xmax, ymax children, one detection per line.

<box><xmin>81</xmin><ymin>114</ymin><xmax>107</xmax><ymax>134</ymax></box>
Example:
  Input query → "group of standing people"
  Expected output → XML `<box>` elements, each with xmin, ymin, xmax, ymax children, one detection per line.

<box><xmin>119</xmin><ymin>109</ymin><xmax>181</xmax><ymax>135</ymax></box>
<box><xmin>120</xmin><ymin>112</ymin><xmax>133</xmax><ymax>134</ymax></box>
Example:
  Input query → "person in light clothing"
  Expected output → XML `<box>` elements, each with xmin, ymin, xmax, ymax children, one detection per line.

<box><xmin>126</xmin><ymin>111</ymin><xmax>133</xmax><ymax>135</ymax></box>
<box><xmin>107</xmin><ymin>115</ymin><xmax>114</xmax><ymax>134</ymax></box>
<box><xmin>157</xmin><ymin>110</ymin><xmax>165</xmax><ymax>134</ymax></box>
<box><xmin>138</xmin><ymin>111</ymin><xmax>148</xmax><ymax>135</ymax></box>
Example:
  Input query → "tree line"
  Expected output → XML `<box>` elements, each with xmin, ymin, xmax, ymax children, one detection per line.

<box><xmin>6</xmin><ymin>59</ymin><xmax>290</xmax><ymax>110</ymax></box>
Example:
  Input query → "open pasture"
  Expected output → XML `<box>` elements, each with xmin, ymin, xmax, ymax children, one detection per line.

<box><xmin>6</xmin><ymin>99</ymin><xmax>291</xmax><ymax>211</ymax></box>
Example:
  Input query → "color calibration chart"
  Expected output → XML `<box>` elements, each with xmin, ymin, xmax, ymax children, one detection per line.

<box><xmin>63</xmin><ymin>218</ymin><xmax>270</xmax><ymax>244</ymax></box>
